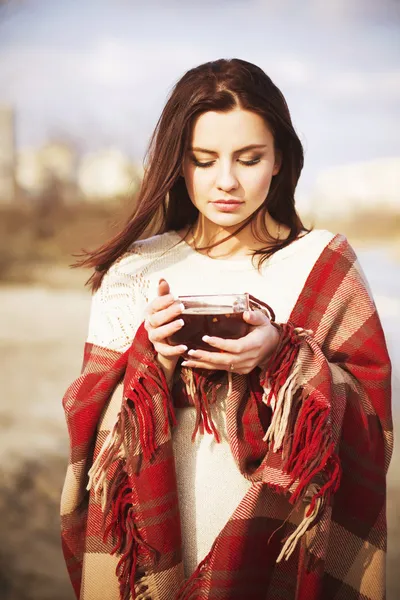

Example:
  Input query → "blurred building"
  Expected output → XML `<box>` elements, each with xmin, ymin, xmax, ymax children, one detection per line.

<box><xmin>17</xmin><ymin>148</ymin><xmax>49</xmax><ymax>196</ymax></box>
<box><xmin>77</xmin><ymin>148</ymin><xmax>140</xmax><ymax>201</ymax></box>
<box><xmin>309</xmin><ymin>157</ymin><xmax>400</xmax><ymax>219</ymax></box>
<box><xmin>40</xmin><ymin>142</ymin><xmax>77</xmax><ymax>185</ymax></box>
<box><xmin>16</xmin><ymin>142</ymin><xmax>78</xmax><ymax>202</ymax></box>
<box><xmin>0</xmin><ymin>105</ymin><xmax>17</xmax><ymax>204</ymax></box>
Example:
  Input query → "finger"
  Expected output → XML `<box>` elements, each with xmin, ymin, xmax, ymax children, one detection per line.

<box><xmin>148</xmin><ymin>302</ymin><xmax>185</xmax><ymax>328</ymax></box>
<box><xmin>187</xmin><ymin>348</ymin><xmax>234</xmax><ymax>367</ymax></box>
<box><xmin>200</xmin><ymin>334</ymin><xmax>247</xmax><ymax>354</ymax></box>
<box><xmin>149</xmin><ymin>317</ymin><xmax>185</xmax><ymax>342</ymax></box>
<box><xmin>158</xmin><ymin>278</ymin><xmax>170</xmax><ymax>296</ymax></box>
<box><xmin>181</xmin><ymin>359</ymin><xmax>226</xmax><ymax>371</ymax></box>
<box><xmin>156</xmin><ymin>342</ymin><xmax>188</xmax><ymax>358</ymax></box>
<box><xmin>201</xmin><ymin>310</ymin><xmax>270</xmax><ymax>353</ymax></box>
<box><xmin>243</xmin><ymin>309</ymin><xmax>270</xmax><ymax>326</ymax></box>
<box><xmin>148</xmin><ymin>293</ymin><xmax>179</xmax><ymax>314</ymax></box>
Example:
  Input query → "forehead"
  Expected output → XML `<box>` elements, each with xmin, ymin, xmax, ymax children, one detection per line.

<box><xmin>190</xmin><ymin>109</ymin><xmax>273</xmax><ymax>148</ymax></box>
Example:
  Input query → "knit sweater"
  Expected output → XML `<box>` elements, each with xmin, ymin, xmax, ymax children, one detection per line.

<box><xmin>86</xmin><ymin>228</ymin><xmax>335</xmax><ymax>577</ymax></box>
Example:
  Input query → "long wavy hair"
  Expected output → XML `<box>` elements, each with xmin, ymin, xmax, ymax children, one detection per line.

<box><xmin>76</xmin><ymin>58</ymin><xmax>308</xmax><ymax>291</ymax></box>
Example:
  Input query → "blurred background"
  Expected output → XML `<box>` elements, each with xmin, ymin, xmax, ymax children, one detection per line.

<box><xmin>0</xmin><ymin>0</ymin><xmax>399</xmax><ymax>598</ymax></box>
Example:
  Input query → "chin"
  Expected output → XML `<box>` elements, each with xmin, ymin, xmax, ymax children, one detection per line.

<box><xmin>208</xmin><ymin>218</ymin><xmax>242</xmax><ymax>230</ymax></box>
<box><xmin>206</xmin><ymin>212</ymin><xmax>249</xmax><ymax>227</ymax></box>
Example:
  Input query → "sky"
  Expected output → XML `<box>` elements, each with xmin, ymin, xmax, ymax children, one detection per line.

<box><xmin>0</xmin><ymin>0</ymin><xmax>399</xmax><ymax>196</ymax></box>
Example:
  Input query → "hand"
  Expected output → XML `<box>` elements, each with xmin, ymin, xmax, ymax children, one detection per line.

<box><xmin>144</xmin><ymin>278</ymin><xmax>188</xmax><ymax>383</ymax></box>
<box><xmin>180</xmin><ymin>309</ymin><xmax>280</xmax><ymax>375</ymax></box>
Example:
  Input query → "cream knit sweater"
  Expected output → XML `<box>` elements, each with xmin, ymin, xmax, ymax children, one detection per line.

<box><xmin>86</xmin><ymin>229</ymin><xmax>335</xmax><ymax>577</ymax></box>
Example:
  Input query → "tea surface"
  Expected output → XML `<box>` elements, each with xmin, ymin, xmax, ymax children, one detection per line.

<box><xmin>169</xmin><ymin>310</ymin><xmax>250</xmax><ymax>351</ymax></box>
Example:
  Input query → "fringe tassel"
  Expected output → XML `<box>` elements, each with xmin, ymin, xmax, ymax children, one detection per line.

<box><xmin>286</xmin><ymin>394</ymin><xmax>341</xmax><ymax>506</ymax></box>
<box><xmin>147</xmin><ymin>358</ymin><xmax>177</xmax><ymax>433</ymax></box>
<box><xmin>87</xmin><ymin>368</ymin><xmax>176</xmax><ymax>507</ymax></box>
<box><xmin>261</xmin><ymin>323</ymin><xmax>311</xmax><ymax>456</ymax></box>
<box><xmin>276</xmin><ymin>496</ymin><xmax>322</xmax><ymax>562</ymax></box>
<box><xmin>181</xmin><ymin>368</ymin><xmax>221</xmax><ymax>443</ymax></box>
<box><xmin>261</xmin><ymin>323</ymin><xmax>312</xmax><ymax>409</ymax></box>
<box><xmin>260</xmin><ymin>322</ymin><xmax>341</xmax><ymax>562</ymax></box>
<box><xmin>84</xmin><ymin>364</ymin><xmax>176</xmax><ymax>598</ymax></box>
<box><xmin>86</xmin><ymin>339</ymin><xmax>176</xmax><ymax>599</ymax></box>
<box><xmin>130</xmin><ymin>381</ymin><xmax>157</xmax><ymax>462</ymax></box>
<box><xmin>87</xmin><ymin>408</ymin><xmax>126</xmax><ymax>510</ymax></box>
<box><xmin>103</xmin><ymin>472</ymin><xmax>155</xmax><ymax>600</ymax></box>
<box><xmin>175</xmin><ymin>546</ymin><xmax>213</xmax><ymax>600</ymax></box>
<box><xmin>263</xmin><ymin>362</ymin><xmax>301</xmax><ymax>449</ymax></box>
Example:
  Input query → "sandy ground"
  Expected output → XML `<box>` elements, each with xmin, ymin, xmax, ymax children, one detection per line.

<box><xmin>0</xmin><ymin>286</ymin><xmax>90</xmax><ymax>600</ymax></box>
<box><xmin>0</xmin><ymin>281</ymin><xmax>398</xmax><ymax>599</ymax></box>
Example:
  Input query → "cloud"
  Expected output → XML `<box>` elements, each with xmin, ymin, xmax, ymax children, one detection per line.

<box><xmin>256</xmin><ymin>0</ymin><xmax>400</xmax><ymax>25</ymax></box>
<box><xmin>0</xmin><ymin>0</ymin><xmax>398</xmax><ymax>178</ymax></box>
<box><xmin>318</xmin><ymin>70</ymin><xmax>400</xmax><ymax>103</ymax></box>
<box><xmin>265</xmin><ymin>57</ymin><xmax>315</xmax><ymax>86</ymax></box>
<box><xmin>80</xmin><ymin>36</ymin><xmax>205</xmax><ymax>88</ymax></box>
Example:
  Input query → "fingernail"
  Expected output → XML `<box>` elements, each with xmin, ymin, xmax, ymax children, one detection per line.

<box><xmin>181</xmin><ymin>361</ymin><xmax>189</xmax><ymax>366</ymax></box>
<box><xmin>177</xmin><ymin>319</ymin><xmax>184</xmax><ymax>327</ymax></box>
<box><xmin>159</xmin><ymin>278</ymin><xmax>166</xmax><ymax>285</ymax></box>
<box><xmin>180</xmin><ymin>345</ymin><xmax>188</xmax><ymax>351</ymax></box>
<box><xmin>202</xmin><ymin>335</ymin><xmax>210</xmax><ymax>341</ymax></box>
<box><xmin>179</xmin><ymin>303</ymin><xmax>185</xmax><ymax>312</ymax></box>
<box><xmin>188</xmin><ymin>349</ymin><xmax>197</xmax><ymax>356</ymax></box>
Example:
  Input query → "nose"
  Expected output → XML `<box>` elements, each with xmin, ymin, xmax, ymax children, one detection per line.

<box><xmin>215</xmin><ymin>161</ymin><xmax>239</xmax><ymax>192</ymax></box>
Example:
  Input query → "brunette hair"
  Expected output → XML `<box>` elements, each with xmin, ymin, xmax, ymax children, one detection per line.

<box><xmin>76</xmin><ymin>58</ymin><xmax>308</xmax><ymax>291</ymax></box>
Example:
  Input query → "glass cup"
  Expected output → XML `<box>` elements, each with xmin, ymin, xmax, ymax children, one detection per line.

<box><xmin>168</xmin><ymin>293</ymin><xmax>251</xmax><ymax>351</ymax></box>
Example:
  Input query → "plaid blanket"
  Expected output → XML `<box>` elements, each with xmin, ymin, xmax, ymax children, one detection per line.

<box><xmin>60</xmin><ymin>234</ymin><xmax>393</xmax><ymax>599</ymax></box>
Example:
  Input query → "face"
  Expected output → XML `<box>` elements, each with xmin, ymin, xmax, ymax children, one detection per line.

<box><xmin>182</xmin><ymin>108</ymin><xmax>280</xmax><ymax>234</ymax></box>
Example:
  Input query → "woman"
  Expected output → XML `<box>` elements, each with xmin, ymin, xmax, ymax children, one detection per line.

<box><xmin>60</xmin><ymin>58</ymin><xmax>393</xmax><ymax>600</ymax></box>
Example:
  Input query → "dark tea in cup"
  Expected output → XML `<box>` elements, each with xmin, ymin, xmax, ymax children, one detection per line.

<box><xmin>168</xmin><ymin>293</ymin><xmax>251</xmax><ymax>351</ymax></box>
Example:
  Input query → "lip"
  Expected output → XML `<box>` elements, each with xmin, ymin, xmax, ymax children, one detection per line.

<box><xmin>212</xmin><ymin>200</ymin><xmax>243</xmax><ymax>212</ymax></box>
<box><xmin>212</xmin><ymin>199</ymin><xmax>243</xmax><ymax>204</ymax></box>
<box><xmin>212</xmin><ymin>200</ymin><xmax>244</xmax><ymax>212</ymax></box>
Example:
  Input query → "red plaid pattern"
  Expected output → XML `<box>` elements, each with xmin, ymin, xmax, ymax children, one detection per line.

<box><xmin>60</xmin><ymin>234</ymin><xmax>392</xmax><ymax>599</ymax></box>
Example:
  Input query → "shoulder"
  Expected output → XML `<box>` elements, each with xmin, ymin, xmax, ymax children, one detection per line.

<box><xmin>93</xmin><ymin>230</ymin><xmax>179</xmax><ymax>305</ymax></box>
<box><xmin>313</xmin><ymin>230</ymin><xmax>361</xmax><ymax>270</ymax></box>
<box><xmin>296</xmin><ymin>229</ymin><xmax>359</xmax><ymax>266</ymax></box>
<box><xmin>106</xmin><ymin>230</ymin><xmax>179</xmax><ymax>280</ymax></box>
<box><xmin>297</xmin><ymin>228</ymin><xmax>337</xmax><ymax>251</ymax></box>
<box><xmin>289</xmin><ymin>228</ymin><xmax>372</xmax><ymax>300</ymax></box>
<box><xmin>303</xmin><ymin>230</ymin><xmax>373</xmax><ymax>298</ymax></box>
<box><xmin>269</xmin><ymin>228</ymin><xmax>337</xmax><ymax>270</ymax></box>
<box><xmin>127</xmin><ymin>230</ymin><xmax>180</xmax><ymax>258</ymax></box>
<box><xmin>86</xmin><ymin>231</ymin><xmax>179</xmax><ymax>351</ymax></box>
<box><xmin>289</xmin><ymin>231</ymin><xmax>377</xmax><ymax>338</ymax></box>
<box><xmin>89</xmin><ymin>231</ymin><xmax>178</xmax><ymax>296</ymax></box>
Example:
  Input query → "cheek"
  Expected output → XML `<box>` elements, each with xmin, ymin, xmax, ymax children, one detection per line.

<box><xmin>190</xmin><ymin>169</ymin><xmax>213</xmax><ymax>198</ymax></box>
<box><xmin>245</xmin><ymin>167</ymin><xmax>274</xmax><ymax>199</ymax></box>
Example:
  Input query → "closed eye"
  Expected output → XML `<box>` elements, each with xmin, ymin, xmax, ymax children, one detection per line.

<box><xmin>190</xmin><ymin>157</ymin><xmax>261</xmax><ymax>168</ymax></box>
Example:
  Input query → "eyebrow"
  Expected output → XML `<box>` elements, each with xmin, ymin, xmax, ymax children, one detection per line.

<box><xmin>188</xmin><ymin>144</ymin><xmax>268</xmax><ymax>155</ymax></box>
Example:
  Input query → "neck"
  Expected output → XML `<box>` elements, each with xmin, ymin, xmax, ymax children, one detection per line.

<box><xmin>187</xmin><ymin>212</ymin><xmax>283</xmax><ymax>259</ymax></box>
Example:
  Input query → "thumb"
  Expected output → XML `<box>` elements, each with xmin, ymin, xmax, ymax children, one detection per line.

<box><xmin>243</xmin><ymin>309</ymin><xmax>269</xmax><ymax>326</ymax></box>
<box><xmin>158</xmin><ymin>277</ymin><xmax>171</xmax><ymax>296</ymax></box>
